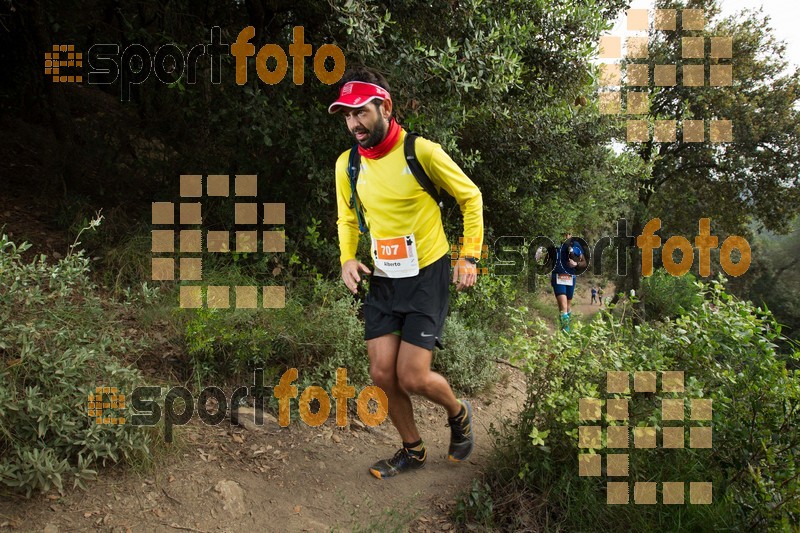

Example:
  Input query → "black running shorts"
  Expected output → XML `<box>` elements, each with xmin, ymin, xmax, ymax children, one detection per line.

<box><xmin>363</xmin><ymin>252</ymin><xmax>450</xmax><ymax>350</ymax></box>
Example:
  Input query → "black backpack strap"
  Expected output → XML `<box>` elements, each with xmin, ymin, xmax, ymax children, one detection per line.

<box><xmin>404</xmin><ymin>133</ymin><xmax>443</xmax><ymax>208</ymax></box>
<box><xmin>347</xmin><ymin>145</ymin><xmax>368</xmax><ymax>233</ymax></box>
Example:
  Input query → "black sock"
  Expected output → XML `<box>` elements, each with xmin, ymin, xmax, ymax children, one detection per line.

<box><xmin>448</xmin><ymin>404</ymin><xmax>465</xmax><ymax>422</ymax></box>
<box><xmin>403</xmin><ymin>439</ymin><xmax>424</xmax><ymax>455</ymax></box>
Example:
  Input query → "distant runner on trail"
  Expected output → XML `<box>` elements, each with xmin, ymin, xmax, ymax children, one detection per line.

<box><xmin>330</xmin><ymin>66</ymin><xmax>484</xmax><ymax>479</ymax></box>
<box><xmin>550</xmin><ymin>230</ymin><xmax>587</xmax><ymax>332</ymax></box>
<box><xmin>591</xmin><ymin>286</ymin><xmax>598</xmax><ymax>304</ymax></box>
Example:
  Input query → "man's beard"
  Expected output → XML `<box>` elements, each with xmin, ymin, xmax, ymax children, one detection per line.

<box><xmin>354</xmin><ymin>117</ymin><xmax>388</xmax><ymax>148</ymax></box>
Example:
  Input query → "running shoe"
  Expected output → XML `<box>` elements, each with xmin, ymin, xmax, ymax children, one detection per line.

<box><xmin>447</xmin><ymin>400</ymin><xmax>474</xmax><ymax>462</ymax></box>
<box><xmin>560</xmin><ymin>312</ymin><xmax>571</xmax><ymax>332</ymax></box>
<box><xmin>369</xmin><ymin>446</ymin><xmax>426</xmax><ymax>479</ymax></box>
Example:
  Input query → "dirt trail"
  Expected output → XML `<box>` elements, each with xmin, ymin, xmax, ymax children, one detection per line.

<box><xmin>571</xmin><ymin>283</ymin><xmax>614</xmax><ymax>321</ymax></box>
<box><xmin>0</xmin><ymin>368</ymin><xmax>526</xmax><ymax>532</ymax></box>
<box><xmin>534</xmin><ymin>281</ymin><xmax>613</xmax><ymax>328</ymax></box>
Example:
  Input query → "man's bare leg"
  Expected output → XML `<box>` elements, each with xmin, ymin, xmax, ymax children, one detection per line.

<box><xmin>367</xmin><ymin>336</ymin><xmax>461</xmax><ymax>439</ymax></box>
<box><xmin>556</xmin><ymin>294</ymin><xmax>569</xmax><ymax>313</ymax></box>
<box><xmin>395</xmin><ymin>340</ymin><xmax>474</xmax><ymax>462</ymax></box>
<box><xmin>367</xmin><ymin>334</ymin><xmax>420</xmax><ymax>443</ymax></box>
<box><xmin>367</xmin><ymin>336</ymin><xmax>474</xmax><ymax>475</ymax></box>
<box><xmin>395</xmin><ymin>341</ymin><xmax>461</xmax><ymax>417</ymax></box>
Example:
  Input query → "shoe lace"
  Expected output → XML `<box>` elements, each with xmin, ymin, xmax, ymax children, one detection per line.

<box><xmin>447</xmin><ymin>417</ymin><xmax>466</xmax><ymax>441</ymax></box>
<box><xmin>389</xmin><ymin>447</ymin><xmax>412</xmax><ymax>466</ymax></box>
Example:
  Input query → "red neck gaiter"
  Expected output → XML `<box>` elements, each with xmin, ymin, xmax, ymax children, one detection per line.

<box><xmin>358</xmin><ymin>118</ymin><xmax>401</xmax><ymax>159</ymax></box>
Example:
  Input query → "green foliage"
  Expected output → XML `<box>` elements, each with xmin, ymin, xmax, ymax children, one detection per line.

<box><xmin>453</xmin><ymin>479</ymin><xmax>496</xmax><ymax>529</ymax></box>
<box><xmin>614</xmin><ymin>0</ymin><xmax>800</xmax><ymax>317</ymax></box>
<box><xmin>450</xmin><ymin>271</ymin><xmax>519</xmax><ymax>332</ymax></box>
<box><xmin>9</xmin><ymin>0</ymin><xmax>633</xmax><ymax>267</ymax></box>
<box><xmin>731</xmin><ymin>216</ymin><xmax>800</xmax><ymax>345</ymax></box>
<box><xmin>471</xmin><ymin>279</ymin><xmax>799</xmax><ymax>530</ymax></box>
<box><xmin>183</xmin><ymin>278</ymin><xmax>369</xmax><ymax>392</ymax></box>
<box><xmin>627</xmin><ymin>0</ymin><xmax>800</xmax><ymax>236</ymax></box>
<box><xmin>641</xmin><ymin>268</ymin><xmax>703</xmax><ymax>320</ymax></box>
<box><xmin>433</xmin><ymin>313</ymin><xmax>497</xmax><ymax>395</ymax></box>
<box><xmin>0</xmin><ymin>234</ymin><xmax>155</xmax><ymax>496</ymax></box>
<box><xmin>435</xmin><ymin>272</ymin><xmax>528</xmax><ymax>394</ymax></box>
<box><xmin>99</xmin><ymin>225</ymin><xmax>153</xmax><ymax>294</ymax></box>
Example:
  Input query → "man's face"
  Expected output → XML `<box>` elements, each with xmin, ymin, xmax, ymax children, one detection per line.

<box><xmin>342</xmin><ymin>101</ymin><xmax>390</xmax><ymax>148</ymax></box>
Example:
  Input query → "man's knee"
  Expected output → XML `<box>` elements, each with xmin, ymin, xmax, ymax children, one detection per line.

<box><xmin>369</xmin><ymin>364</ymin><xmax>396</xmax><ymax>391</ymax></box>
<box><xmin>397</xmin><ymin>367</ymin><xmax>427</xmax><ymax>395</ymax></box>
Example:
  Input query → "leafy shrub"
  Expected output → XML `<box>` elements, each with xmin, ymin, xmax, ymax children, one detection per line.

<box><xmin>453</xmin><ymin>479</ymin><xmax>496</xmax><ymax>529</ymax></box>
<box><xmin>100</xmin><ymin>225</ymin><xmax>153</xmax><ymax>293</ymax></box>
<box><xmin>183</xmin><ymin>271</ymin><xmax>507</xmax><ymax>397</ymax></box>
<box><xmin>641</xmin><ymin>267</ymin><xmax>703</xmax><ymax>320</ymax></box>
<box><xmin>183</xmin><ymin>278</ymin><xmax>368</xmax><ymax>392</ymax></box>
<box><xmin>449</xmin><ymin>263</ymin><xmax>520</xmax><ymax>333</ymax></box>
<box><xmin>438</xmin><ymin>270</ymin><xmax>521</xmax><ymax>394</ymax></box>
<box><xmin>434</xmin><ymin>313</ymin><xmax>497</xmax><ymax>395</ymax></box>
<box><xmin>0</xmin><ymin>234</ymin><xmax>155</xmax><ymax>496</ymax></box>
<box><xmin>464</xmin><ymin>278</ymin><xmax>799</xmax><ymax>530</ymax></box>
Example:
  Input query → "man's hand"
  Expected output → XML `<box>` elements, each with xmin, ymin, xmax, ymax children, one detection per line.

<box><xmin>341</xmin><ymin>259</ymin><xmax>371</xmax><ymax>294</ymax></box>
<box><xmin>568</xmin><ymin>255</ymin><xmax>587</xmax><ymax>269</ymax></box>
<box><xmin>452</xmin><ymin>258</ymin><xmax>478</xmax><ymax>291</ymax></box>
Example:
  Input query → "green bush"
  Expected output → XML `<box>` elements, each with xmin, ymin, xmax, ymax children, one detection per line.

<box><xmin>183</xmin><ymin>270</ymin><xmax>507</xmax><ymax>397</ymax></box>
<box><xmin>641</xmin><ymin>268</ymin><xmax>703</xmax><ymax>320</ymax></box>
<box><xmin>449</xmin><ymin>270</ymin><xmax>520</xmax><ymax>333</ymax></box>
<box><xmin>434</xmin><ymin>313</ymin><xmax>497</xmax><ymax>395</ymax></box>
<box><xmin>100</xmin><ymin>225</ymin><xmax>153</xmax><ymax>294</ymax></box>
<box><xmin>463</xmin><ymin>278</ymin><xmax>799</xmax><ymax>530</ymax></box>
<box><xmin>183</xmin><ymin>278</ymin><xmax>369</xmax><ymax>392</ymax></box>
<box><xmin>437</xmin><ymin>271</ymin><xmax>520</xmax><ymax>394</ymax></box>
<box><xmin>0</xmin><ymin>234</ymin><xmax>155</xmax><ymax>496</ymax></box>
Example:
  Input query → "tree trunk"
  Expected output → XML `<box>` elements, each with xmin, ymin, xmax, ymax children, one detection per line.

<box><xmin>630</xmin><ymin>210</ymin><xmax>645</xmax><ymax>324</ymax></box>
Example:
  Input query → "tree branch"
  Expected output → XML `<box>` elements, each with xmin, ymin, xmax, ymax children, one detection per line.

<box><xmin>495</xmin><ymin>358</ymin><xmax>522</xmax><ymax>370</ymax></box>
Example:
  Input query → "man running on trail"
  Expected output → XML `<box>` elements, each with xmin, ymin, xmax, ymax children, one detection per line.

<box><xmin>550</xmin><ymin>230</ymin><xmax>587</xmax><ymax>332</ymax></box>
<box><xmin>330</xmin><ymin>66</ymin><xmax>484</xmax><ymax>479</ymax></box>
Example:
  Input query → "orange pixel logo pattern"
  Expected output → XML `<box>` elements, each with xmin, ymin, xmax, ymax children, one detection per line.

<box><xmin>88</xmin><ymin>386</ymin><xmax>126</xmax><ymax>425</ymax></box>
<box><xmin>45</xmin><ymin>44</ymin><xmax>83</xmax><ymax>83</ymax></box>
<box><xmin>151</xmin><ymin>174</ymin><xmax>286</xmax><ymax>309</ymax></box>
<box><xmin>599</xmin><ymin>9</ymin><xmax>733</xmax><ymax>143</ymax></box>
<box><xmin>579</xmin><ymin>371</ymin><xmax>713</xmax><ymax>505</ymax></box>
<box><xmin>450</xmin><ymin>237</ymin><xmax>489</xmax><ymax>275</ymax></box>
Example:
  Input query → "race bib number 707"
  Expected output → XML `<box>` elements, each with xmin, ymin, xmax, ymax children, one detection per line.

<box><xmin>371</xmin><ymin>234</ymin><xmax>419</xmax><ymax>278</ymax></box>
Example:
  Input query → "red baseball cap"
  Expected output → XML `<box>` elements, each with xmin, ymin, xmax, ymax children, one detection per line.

<box><xmin>328</xmin><ymin>81</ymin><xmax>391</xmax><ymax>114</ymax></box>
